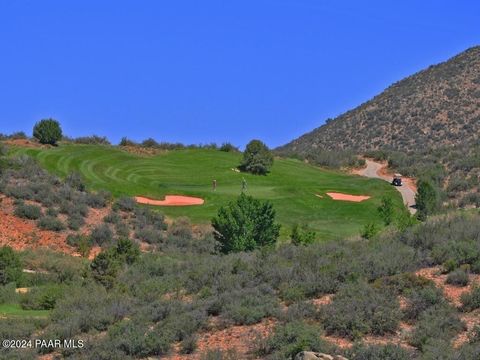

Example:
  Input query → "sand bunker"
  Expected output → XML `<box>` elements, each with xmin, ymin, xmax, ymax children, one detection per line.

<box><xmin>135</xmin><ymin>195</ymin><xmax>204</xmax><ymax>206</ymax></box>
<box><xmin>326</xmin><ymin>192</ymin><xmax>370</xmax><ymax>202</ymax></box>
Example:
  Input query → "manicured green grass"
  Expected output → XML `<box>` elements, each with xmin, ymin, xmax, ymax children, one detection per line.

<box><xmin>11</xmin><ymin>145</ymin><xmax>403</xmax><ymax>240</ymax></box>
<box><xmin>0</xmin><ymin>303</ymin><xmax>49</xmax><ymax>318</ymax></box>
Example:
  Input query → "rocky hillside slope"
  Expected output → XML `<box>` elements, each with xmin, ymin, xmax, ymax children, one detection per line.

<box><xmin>279</xmin><ymin>46</ymin><xmax>480</xmax><ymax>154</ymax></box>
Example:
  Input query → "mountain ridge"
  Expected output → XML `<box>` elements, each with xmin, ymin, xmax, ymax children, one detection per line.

<box><xmin>278</xmin><ymin>46</ymin><xmax>480</xmax><ymax>154</ymax></box>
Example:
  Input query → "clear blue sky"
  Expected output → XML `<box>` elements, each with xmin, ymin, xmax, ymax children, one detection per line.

<box><xmin>0</xmin><ymin>1</ymin><xmax>479</xmax><ymax>148</ymax></box>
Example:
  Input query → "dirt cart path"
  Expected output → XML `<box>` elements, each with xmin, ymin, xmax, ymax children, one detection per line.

<box><xmin>358</xmin><ymin>160</ymin><xmax>417</xmax><ymax>214</ymax></box>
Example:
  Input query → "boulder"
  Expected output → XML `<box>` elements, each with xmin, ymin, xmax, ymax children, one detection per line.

<box><xmin>294</xmin><ymin>351</ymin><xmax>349</xmax><ymax>360</ymax></box>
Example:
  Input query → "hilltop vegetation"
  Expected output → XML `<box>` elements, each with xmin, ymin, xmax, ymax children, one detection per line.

<box><xmin>279</xmin><ymin>46</ymin><xmax>480</xmax><ymax>153</ymax></box>
<box><xmin>278</xmin><ymin>46</ymin><xmax>480</xmax><ymax>207</ymax></box>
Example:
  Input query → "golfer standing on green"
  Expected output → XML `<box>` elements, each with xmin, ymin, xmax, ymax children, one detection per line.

<box><xmin>242</xmin><ymin>177</ymin><xmax>247</xmax><ymax>192</ymax></box>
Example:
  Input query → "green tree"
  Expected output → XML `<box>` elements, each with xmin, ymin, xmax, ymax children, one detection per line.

<box><xmin>416</xmin><ymin>179</ymin><xmax>438</xmax><ymax>221</ymax></box>
<box><xmin>240</xmin><ymin>139</ymin><xmax>274</xmax><ymax>175</ymax></box>
<box><xmin>33</xmin><ymin>118</ymin><xmax>63</xmax><ymax>145</ymax></box>
<box><xmin>395</xmin><ymin>209</ymin><xmax>417</xmax><ymax>232</ymax></box>
<box><xmin>361</xmin><ymin>222</ymin><xmax>379</xmax><ymax>239</ymax></box>
<box><xmin>90</xmin><ymin>251</ymin><xmax>119</xmax><ymax>288</ymax></box>
<box><xmin>290</xmin><ymin>224</ymin><xmax>316</xmax><ymax>245</ymax></box>
<box><xmin>212</xmin><ymin>193</ymin><xmax>280</xmax><ymax>253</ymax></box>
<box><xmin>378</xmin><ymin>196</ymin><xmax>394</xmax><ymax>225</ymax></box>
<box><xmin>115</xmin><ymin>238</ymin><xmax>140</xmax><ymax>265</ymax></box>
<box><xmin>0</xmin><ymin>246</ymin><xmax>23</xmax><ymax>285</ymax></box>
<box><xmin>90</xmin><ymin>239</ymin><xmax>140</xmax><ymax>287</ymax></box>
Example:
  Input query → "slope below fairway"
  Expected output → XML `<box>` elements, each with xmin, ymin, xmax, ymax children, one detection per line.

<box><xmin>10</xmin><ymin>145</ymin><xmax>403</xmax><ymax>240</ymax></box>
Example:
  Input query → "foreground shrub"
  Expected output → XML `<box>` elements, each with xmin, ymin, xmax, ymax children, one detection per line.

<box><xmin>416</xmin><ymin>179</ymin><xmax>440</xmax><ymax>220</ymax></box>
<box><xmin>0</xmin><ymin>317</ymin><xmax>47</xmax><ymax>343</ymax></box>
<box><xmin>290</xmin><ymin>224</ymin><xmax>316</xmax><ymax>245</ymax></box>
<box><xmin>180</xmin><ymin>334</ymin><xmax>197</xmax><ymax>354</ymax></box>
<box><xmin>377</xmin><ymin>196</ymin><xmax>395</xmax><ymax>226</ymax></box>
<box><xmin>281</xmin><ymin>301</ymin><xmax>318</xmax><ymax>322</ymax></box>
<box><xmin>67</xmin><ymin>213</ymin><xmax>85</xmax><ymax>230</ymax></box>
<box><xmin>104</xmin><ymin>211</ymin><xmax>122</xmax><ymax>224</ymax></box>
<box><xmin>66</xmin><ymin>234</ymin><xmax>92</xmax><ymax>257</ymax></box>
<box><xmin>20</xmin><ymin>284</ymin><xmax>65</xmax><ymax>310</ymax></box>
<box><xmin>0</xmin><ymin>283</ymin><xmax>18</xmax><ymax>304</ymax></box>
<box><xmin>212</xmin><ymin>193</ymin><xmax>280</xmax><ymax>253</ymax></box>
<box><xmin>402</xmin><ymin>285</ymin><xmax>445</xmax><ymax>321</ymax></box>
<box><xmin>86</xmin><ymin>190</ymin><xmax>111</xmax><ymax>208</ymax></box>
<box><xmin>134</xmin><ymin>207</ymin><xmax>166</xmax><ymax>231</ymax></box>
<box><xmin>446</xmin><ymin>268</ymin><xmax>470</xmax><ymax>287</ymax></box>
<box><xmin>361</xmin><ymin>222</ymin><xmax>380</xmax><ymax>239</ymax></box>
<box><xmin>90</xmin><ymin>224</ymin><xmax>114</xmax><ymax>246</ymax></box>
<box><xmin>256</xmin><ymin>321</ymin><xmax>331</xmax><ymax>359</ymax></box>
<box><xmin>0</xmin><ymin>246</ymin><xmax>23</xmax><ymax>285</ymax></box>
<box><xmin>65</xmin><ymin>171</ymin><xmax>85</xmax><ymax>191</ymax></box>
<box><xmin>113</xmin><ymin>196</ymin><xmax>136</xmax><ymax>212</ymax></box>
<box><xmin>50</xmin><ymin>283</ymin><xmax>128</xmax><ymax>336</ymax></box>
<box><xmin>409</xmin><ymin>305</ymin><xmax>465</xmax><ymax>350</ymax></box>
<box><xmin>14</xmin><ymin>203</ymin><xmax>42</xmax><ymax>220</ymax></box>
<box><xmin>108</xmin><ymin>320</ymin><xmax>172</xmax><ymax>357</ymax></box>
<box><xmin>374</xmin><ymin>273</ymin><xmax>433</xmax><ymax>295</ymax></box>
<box><xmin>321</xmin><ymin>281</ymin><xmax>400</xmax><ymax>339</ymax></box>
<box><xmin>461</xmin><ymin>286</ymin><xmax>480</xmax><ymax>312</ymax></box>
<box><xmin>219</xmin><ymin>285</ymin><xmax>279</xmax><ymax>325</ymax></box>
<box><xmin>135</xmin><ymin>228</ymin><xmax>163</xmax><ymax>244</ymax></box>
<box><xmin>347</xmin><ymin>343</ymin><xmax>412</xmax><ymax>360</ymax></box>
<box><xmin>201</xmin><ymin>349</ymin><xmax>240</xmax><ymax>360</ymax></box>
<box><xmin>90</xmin><ymin>251</ymin><xmax>120</xmax><ymax>288</ymax></box>
<box><xmin>91</xmin><ymin>240</ymin><xmax>139</xmax><ymax>288</ymax></box>
<box><xmin>37</xmin><ymin>216</ymin><xmax>65</xmax><ymax>232</ymax></box>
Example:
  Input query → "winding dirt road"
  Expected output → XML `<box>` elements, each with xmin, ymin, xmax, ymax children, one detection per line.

<box><xmin>357</xmin><ymin>160</ymin><xmax>417</xmax><ymax>214</ymax></box>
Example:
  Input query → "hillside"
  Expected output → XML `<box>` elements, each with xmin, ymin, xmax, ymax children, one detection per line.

<box><xmin>278</xmin><ymin>46</ymin><xmax>480</xmax><ymax>154</ymax></box>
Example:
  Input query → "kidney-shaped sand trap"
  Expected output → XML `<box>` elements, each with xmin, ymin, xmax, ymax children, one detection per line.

<box><xmin>325</xmin><ymin>192</ymin><xmax>371</xmax><ymax>202</ymax></box>
<box><xmin>135</xmin><ymin>195</ymin><xmax>204</xmax><ymax>206</ymax></box>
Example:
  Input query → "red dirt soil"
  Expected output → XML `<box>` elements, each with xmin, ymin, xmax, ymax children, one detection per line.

<box><xmin>325</xmin><ymin>192</ymin><xmax>371</xmax><ymax>202</ymax></box>
<box><xmin>0</xmin><ymin>197</ymin><xmax>77</xmax><ymax>255</ymax></box>
<box><xmin>166</xmin><ymin>318</ymin><xmax>275</xmax><ymax>360</ymax></box>
<box><xmin>415</xmin><ymin>266</ymin><xmax>480</xmax><ymax>308</ymax></box>
<box><xmin>0</xmin><ymin>195</ymin><xmax>111</xmax><ymax>258</ymax></box>
<box><xmin>2</xmin><ymin>139</ymin><xmax>49</xmax><ymax>148</ymax></box>
<box><xmin>313</xmin><ymin>293</ymin><xmax>415</xmax><ymax>351</ymax></box>
<box><xmin>135</xmin><ymin>195</ymin><xmax>204</xmax><ymax>206</ymax></box>
<box><xmin>415</xmin><ymin>266</ymin><xmax>480</xmax><ymax>348</ymax></box>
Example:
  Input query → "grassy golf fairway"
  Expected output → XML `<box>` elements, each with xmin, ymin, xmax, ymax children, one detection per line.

<box><xmin>0</xmin><ymin>303</ymin><xmax>50</xmax><ymax>318</ymax></box>
<box><xmin>11</xmin><ymin>145</ymin><xmax>403</xmax><ymax>240</ymax></box>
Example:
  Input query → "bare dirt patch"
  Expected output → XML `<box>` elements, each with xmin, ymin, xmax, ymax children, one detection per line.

<box><xmin>311</xmin><ymin>294</ymin><xmax>334</xmax><ymax>307</ymax></box>
<box><xmin>135</xmin><ymin>195</ymin><xmax>204</xmax><ymax>206</ymax></box>
<box><xmin>415</xmin><ymin>266</ymin><xmax>480</xmax><ymax>308</ymax></box>
<box><xmin>454</xmin><ymin>310</ymin><xmax>480</xmax><ymax>348</ymax></box>
<box><xmin>0</xmin><ymin>195</ymin><xmax>110</xmax><ymax>258</ymax></box>
<box><xmin>166</xmin><ymin>318</ymin><xmax>275</xmax><ymax>360</ymax></box>
<box><xmin>2</xmin><ymin>139</ymin><xmax>50</xmax><ymax>149</ymax></box>
<box><xmin>325</xmin><ymin>192</ymin><xmax>371</xmax><ymax>202</ymax></box>
<box><xmin>0</xmin><ymin>198</ymin><xmax>76</xmax><ymax>255</ymax></box>
<box><xmin>120</xmin><ymin>145</ymin><xmax>166</xmax><ymax>156</ymax></box>
<box><xmin>323</xmin><ymin>321</ymin><xmax>415</xmax><ymax>351</ymax></box>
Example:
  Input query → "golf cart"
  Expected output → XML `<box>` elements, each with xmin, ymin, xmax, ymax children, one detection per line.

<box><xmin>392</xmin><ymin>173</ymin><xmax>402</xmax><ymax>186</ymax></box>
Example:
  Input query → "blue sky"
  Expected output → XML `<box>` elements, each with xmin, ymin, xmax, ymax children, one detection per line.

<box><xmin>0</xmin><ymin>1</ymin><xmax>479</xmax><ymax>148</ymax></box>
